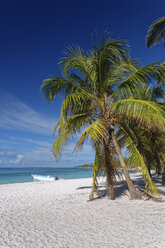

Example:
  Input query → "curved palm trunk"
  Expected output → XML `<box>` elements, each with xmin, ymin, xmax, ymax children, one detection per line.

<box><xmin>143</xmin><ymin>156</ymin><xmax>152</xmax><ymax>178</ymax></box>
<box><xmin>89</xmin><ymin>166</ymin><xmax>99</xmax><ymax>200</ymax></box>
<box><xmin>147</xmin><ymin>161</ymin><xmax>151</xmax><ymax>177</ymax></box>
<box><xmin>111</xmin><ymin>131</ymin><xmax>142</xmax><ymax>200</ymax></box>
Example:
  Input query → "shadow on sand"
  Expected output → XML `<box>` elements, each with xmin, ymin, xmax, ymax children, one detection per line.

<box><xmin>76</xmin><ymin>173</ymin><xmax>165</xmax><ymax>200</ymax></box>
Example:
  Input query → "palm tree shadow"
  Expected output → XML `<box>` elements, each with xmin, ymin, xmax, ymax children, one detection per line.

<box><xmin>131</xmin><ymin>174</ymin><xmax>165</xmax><ymax>196</ymax></box>
<box><xmin>114</xmin><ymin>182</ymin><xmax>129</xmax><ymax>198</ymax></box>
<box><xmin>96</xmin><ymin>182</ymin><xmax>130</xmax><ymax>200</ymax></box>
<box><xmin>76</xmin><ymin>181</ymin><xmax>130</xmax><ymax>199</ymax></box>
<box><xmin>76</xmin><ymin>174</ymin><xmax>165</xmax><ymax>200</ymax></box>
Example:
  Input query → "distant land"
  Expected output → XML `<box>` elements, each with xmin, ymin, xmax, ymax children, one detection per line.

<box><xmin>75</xmin><ymin>163</ymin><xmax>93</xmax><ymax>169</ymax></box>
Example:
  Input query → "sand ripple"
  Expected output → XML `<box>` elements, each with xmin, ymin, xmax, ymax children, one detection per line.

<box><xmin>0</xmin><ymin>177</ymin><xmax>165</xmax><ymax>248</ymax></box>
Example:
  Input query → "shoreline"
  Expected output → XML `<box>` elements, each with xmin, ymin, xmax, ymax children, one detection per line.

<box><xmin>0</xmin><ymin>172</ymin><xmax>165</xmax><ymax>247</ymax></box>
<box><xmin>0</xmin><ymin>168</ymin><xmax>140</xmax><ymax>186</ymax></box>
<box><xmin>0</xmin><ymin>166</ymin><xmax>94</xmax><ymax>185</ymax></box>
<box><xmin>0</xmin><ymin>177</ymin><xmax>93</xmax><ymax>187</ymax></box>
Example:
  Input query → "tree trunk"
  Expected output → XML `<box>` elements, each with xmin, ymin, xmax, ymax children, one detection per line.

<box><xmin>150</xmin><ymin>137</ymin><xmax>161</xmax><ymax>175</ymax></box>
<box><xmin>103</xmin><ymin>140</ymin><xmax>115</xmax><ymax>200</ymax></box>
<box><xmin>111</xmin><ymin>131</ymin><xmax>142</xmax><ymax>200</ymax></box>
<box><xmin>162</xmin><ymin>165</ymin><xmax>165</xmax><ymax>186</ymax></box>
<box><xmin>159</xmin><ymin>156</ymin><xmax>165</xmax><ymax>186</ymax></box>
<box><xmin>106</xmin><ymin>165</ymin><xmax>115</xmax><ymax>200</ymax></box>
<box><xmin>147</xmin><ymin>161</ymin><xmax>151</xmax><ymax>177</ymax></box>
<box><xmin>143</xmin><ymin>156</ymin><xmax>152</xmax><ymax>178</ymax></box>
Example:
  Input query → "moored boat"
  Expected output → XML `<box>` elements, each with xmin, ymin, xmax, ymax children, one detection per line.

<box><xmin>32</xmin><ymin>174</ymin><xmax>55</xmax><ymax>181</ymax></box>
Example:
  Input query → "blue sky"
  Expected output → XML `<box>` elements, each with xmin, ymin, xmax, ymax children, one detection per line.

<box><xmin>0</xmin><ymin>0</ymin><xmax>164</xmax><ymax>167</ymax></box>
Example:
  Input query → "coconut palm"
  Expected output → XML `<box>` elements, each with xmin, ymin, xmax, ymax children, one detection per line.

<box><xmin>146</xmin><ymin>17</ymin><xmax>165</xmax><ymax>48</ymax></box>
<box><xmin>42</xmin><ymin>33</ymin><xmax>165</xmax><ymax>200</ymax></box>
<box><xmin>117</xmin><ymin>85</ymin><xmax>165</xmax><ymax>187</ymax></box>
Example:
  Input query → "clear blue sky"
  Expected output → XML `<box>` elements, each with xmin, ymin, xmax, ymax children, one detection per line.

<box><xmin>0</xmin><ymin>0</ymin><xmax>164</xmax><ymax>167</ymax></box>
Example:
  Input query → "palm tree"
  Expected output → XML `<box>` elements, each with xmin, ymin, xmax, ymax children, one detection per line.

<box><xmin>42</xmin><ymin>33</ymin><xmax>165</xmax><ymax>200</ymax></box>
<box><xmin>135</xmin><ymin>85</ymin><xmax>165</xmax><ymax>186</ymax></box>
<box><xmin>146</xmin><ymin>17</ymin><xmax>165</xmax><ymax>48</ymax></box>
<box><xmin>117</xmin><ymin>85</ymin><xmax>165</xmax><ymax>187</ymax></box>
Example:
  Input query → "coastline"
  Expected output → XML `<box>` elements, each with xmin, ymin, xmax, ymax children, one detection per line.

<box><xmin>0</xmin><ymin>172</ymin><xmax>165</xmax><ymax>248</ymax></box>
<box><xmin>0</xmin><ymin>167</ymin><xmax>94</xmax><ymax>185</ymax></box>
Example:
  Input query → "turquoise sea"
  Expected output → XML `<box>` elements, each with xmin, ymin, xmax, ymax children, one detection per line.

<box><xmin>0</xmin><ymin>167</ymin><xmax>94</xmax><ymax>185</ymax></box>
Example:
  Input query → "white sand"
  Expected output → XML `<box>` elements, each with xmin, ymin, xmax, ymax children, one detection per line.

<box><xmin>0</xmin><ymin>173</ymin><xmax>165</xmax><ymax>248</ymax></box>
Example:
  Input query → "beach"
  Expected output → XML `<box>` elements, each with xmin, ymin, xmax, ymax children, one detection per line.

<box><xmin>0</xmin><ymin>172</ymin><xmax>165</xmax><ymax>248</ymax></box>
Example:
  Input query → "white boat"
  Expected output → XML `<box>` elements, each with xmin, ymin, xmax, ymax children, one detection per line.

<box><xmin>32</xmin><ymin>174</ymin><xmax>56</xmax><ymax>182</ymax></box>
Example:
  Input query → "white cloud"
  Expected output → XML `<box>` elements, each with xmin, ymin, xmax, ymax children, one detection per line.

<box><xmin>26</xmin><ymin>138</ymin><xmax>51</xmax><ymax>147</ymax></box>
<box><xmin>0</xmin><ymin>152</ymin><xmax>24</xmax><ymax>164</ymax></box>
<box><xmin>0</xmin><ymin>92</ymin><xmax>56</xmax><ymax>135</ymax></box>
<box><xmin>0</xmin><ymin>152</ymin><xmax>17</xmax><ymax>158</ymax></box>
<box><xmin>14</xmin><ymin>155</ymin><xmax>24</xmax><ymax>164</ymax></box>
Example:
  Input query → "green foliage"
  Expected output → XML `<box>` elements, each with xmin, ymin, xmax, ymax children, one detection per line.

<box><xmin>119</xmin><ymin>127</ymin><xmax>158</xmax><ymax>194</ymax></box>
<box><xmin>75</xmin><ymin>119</ymin><xmax>107</xmax><ymax>151</ymax></box>
<box><xmin>75</xmin><ymin>163</ymin><xmax>93</xmax><ymax>168</ymax></box>
<box><xmin>41</xmin><ymin>31</ymin><xmax>165</xmax><ymax>198</ymax></box>
<box><xmin>113</xmin><ymin>63</ymin><xmax>165</xmax><ymax>98</ymax></box>
<box><xmin>113</xmin><ymin>98</ymin><xmax>165</xmax><ymax>129</ymax></box>
<box><xmin>146</xmin><ymin>17</ymin><xmax>165</xmax><ymax>48</ymax></box>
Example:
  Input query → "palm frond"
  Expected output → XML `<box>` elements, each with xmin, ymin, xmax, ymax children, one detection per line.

<box><xmin>60</xmin><ymin>90</ymin><xmax>93</xmax><ymax>121</ymax></box>
<box><xmin>113</xmin><ymin>98</ymin><xmax>165</xmax><ymax>129</ymax></box>
<box><xmin>146</xmin><ymin>17</ymin><xmax>165</xmax><ymax>48</ymax></box>
<box><xmin>53</xmin><ymin>112</ymin><xmax>94</xmax><ymax>159</ymax></box>
<box><xmin>53</xmin><ymin>120</ymin><xmax>61</xmax><ymax>135</ymax></box>
<box><xmin>59</xmin><ymin>45</ymin><xmax>95</xmax><ymax>85</ymax></box>
<box><xmin>113</xmin><ymin>63</ymin><xmax>165</xmax><ymax>98</ymax></box>
<box><xmin>52</xmin><ymin>133</ymin><xmax>68</xmax><ymax>159</ymax></box>
<box><xmin>151</xmin><ymin>85</ymin><xmax>165</xmax><ymax>102</ymax></box>
<box><xmin>68</xmin><ymin>73</ymin><xmax>93</xmax><ymax>93</ymax></box>
<box><xmin>55</xmin><ymin>112</ymin><xmax>93</xmax><ymax>136</ymax></box>
<box><xmin>121</xmin><ymin>127</ymin><xmax>159</xmax><ymax>195</ymax></box>
<box><xmin>89</xmin><ymin>144</ymin><xmax>102</xmax><ymax>200</ymax></box>
<box><xmin>41</xmin><ymin>77</ymin><xmax>75</xmax><ymax>102</ymax></box>
<box><xmin>91</xmin><ymin>33</ymin><xmax>129</xmax><ymax>95</ymax></box>
<box><xmin>64</xmin><ymin>113</ymin><xmax>93</xmax><ymax>135</ymax></box>
<box><xmin>75</xmin><ymin>119</ymin><xmax>107</xmax><ymax>151</ymax></box>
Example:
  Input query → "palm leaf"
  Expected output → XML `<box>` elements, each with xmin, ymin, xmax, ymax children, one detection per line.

<box><xmin>60</xmin><ymin>45</ymin><xmax>95</xmax><ymax>85</ymax></box>
<box><xmin>121</xmin><ymin>127</ymin><xmax>159</xmax><ymax>195</ymax></box>
<box><xmin>53</xmin><ymin>113</ymin><xmax>94</xmax><ymax>158</ymax></box>
<box><xmin>113</xmin><ymin>63</ymin><xmax>165</xmax><ymax>98</ymax></box>
<box><xmin>89</xmin><ymin>144</ymin><xmax>102</xmax><ymax>200</ymax></box>
<box><xmin>52</xmin><ymin>133</ymin><xmax>68</xmax><ymax>159</ymax></box>
<box><xmin>41</xmin><ymin>77</ymin><xmax>76</xmax><ymax>102</ymax></box>
<box><xmin>146</xmin><ymin>17</ymin><xmax>165</xmax><ymax>48</ymax></box>
<box><xmin>113</xmin><ymin>98</ymin><xmax>165</xmax><ymax>129</ymax></box>
<box><xmin>60</xmin><ymin>90</ymin><xmax>93</xmax><ymax>121</ymax></box>
<box><xmin>75</xmin><ymin>119</ymin><xmax>107</xmax><ymax>151</ymax></box>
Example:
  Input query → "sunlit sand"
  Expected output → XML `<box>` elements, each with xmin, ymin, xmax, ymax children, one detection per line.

<box><xmin>0</xmin><ymin>171</ymin><xmax>165</xmax><ymax>248</ymax></box>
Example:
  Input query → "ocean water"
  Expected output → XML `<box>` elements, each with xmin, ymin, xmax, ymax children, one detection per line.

<box><xmin>0</xmin><ymin>167</ymin><xmax>94</xmax><ymax>185</ymax></box>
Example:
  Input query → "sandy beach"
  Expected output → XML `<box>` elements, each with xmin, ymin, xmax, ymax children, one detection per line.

<box><xmin>0</xmin><ymin>172</ymin><xmax>165</xmax><ymax>248</ymax></box>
